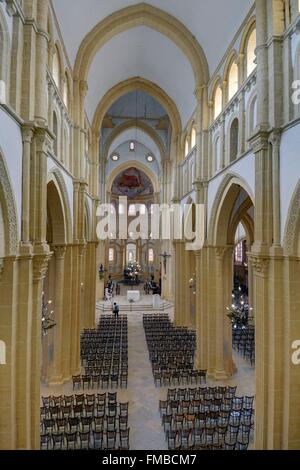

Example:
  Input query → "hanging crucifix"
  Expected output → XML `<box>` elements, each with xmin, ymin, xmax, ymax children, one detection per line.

<box><xmin>160</xmin><ymin>251</ymin><xmax>171</xmax><ymax>275</ymax></box>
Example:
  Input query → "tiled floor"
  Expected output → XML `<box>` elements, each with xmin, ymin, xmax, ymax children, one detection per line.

<box><xmin>41</xmin><ymin>298</ymin><xmax>255</xmax><ymax>450</ymax></box>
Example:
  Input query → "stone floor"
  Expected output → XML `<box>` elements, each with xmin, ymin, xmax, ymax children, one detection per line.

<box><xmin>41</xmin><ymin>298</ymin><xmax>255</xmax><ymax>450</ymax></box>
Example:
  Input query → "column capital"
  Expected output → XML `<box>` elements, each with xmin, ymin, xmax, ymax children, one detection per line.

<box><xmin>215</xmin><ymin>245</ymin><xmax>234</xmax><ymax>259</ymax></box>
<box><xmin>34</xmin><ymin>127</ymin><xmax>53</xmax><ymax>153</ymax></box>
<box><xmin>78</xmin><ymin>243</ymin><xmax>87</xmax><ymax>256</ymax></box>
<box><xmin>248</xmin><ymin>253</ymin><xmax>269</xmax><ymax>275</ymax></box>
<box><xmin>249</xmin><ymin>129</ymin><xmax>270</xmax><ymax>153</ymax></box>
<box><xmin>53</xmin><ymin>245</ymin><xmax>67</xmax><ymax>260</ymax></box>
<box><xmin>194</xmin><ymin>85</ymin><xmax>205</xmax><ymax>101</ymax></box>
<box><xmin>21</xmin><ymin>125</ymin><xmax>34</xmax><ymax>144</ymax></box>
<box><xmin>80</xmin><ymin>80</ymin><xmax>88</xmax><ymax>97</ymax></box>
<box><xmin>269</xmin><ymin>128</ymin><xmax>281</xmax><ymax>147</ymax></box>
<box><xmin>33</xmin><ymin>253</ymin><xmax>52</xmax><ymax>282</ymax></box>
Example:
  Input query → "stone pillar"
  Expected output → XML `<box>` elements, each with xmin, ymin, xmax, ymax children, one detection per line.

<box><xmin>249</xmin><ymin>254</ymin><xmax>270</xmax><ymax>449</ymax></box>
<box><xmin>9</xmin><ymin>8</ymin><xmax>24</xmax><ymax>114</ymax></box>
<box><xmin>0</xmin><ymin>256</ymin><xmax>18</xmax><ymax>449</ymax></box>
<box><xmin>47</xmin><ymin>245</ymin><xmax>66</xmax><ymax>385</ymax></box>
<box><xmin>214</xmin><ymin>247</ymin><xmax>232</xmax><ymax>379</ymax></box>
<box><xmin>238</xmin><ymin>91</ymin><xmax>246</xmax><ymax>156</ymax></box>
<box><xmin>256</xmin><ymin>0</ymin><xmax>269</xmax><ymax>128</ymax></box>
<box><xmin>195</xmin><ymin>247</ymin><xmax>210</xmax><ymax>371</ymax></box>
<box><xmin>31</xmin><ymin>253</ymin><xmax>51</xmax><ymax>448</ymax></box>
<box><xmin>31</xmin><ymin>129</ymin><xmax>52</xmax><ymax>246</ymax></box>
<box><xmin>270</xmin><ymin>131</ymin><xmax>281</xmax><ymax>247</ymax></box>
<box><xmin>61</xmin><ymin>244</ymin><xmax>73</xmax><ymax>382</ymax></box>
<box><xmin>70</xmin><ymin>243</ymin><xmax>81</xmax><ymax>375</ymax></box>
<box><xmin>35</xmin><ymin>0</ymin><xmax>49</xmax><ymax>125</ymax></box>
<box><xmin>174</xmin><ymin>241</ymin><xmax>185</xmax><ymax>325</ymax></box>
<box><xmin>21</xmin><ymin>126</ymin><xmax>33</xmax><ymax>244</ymax></box>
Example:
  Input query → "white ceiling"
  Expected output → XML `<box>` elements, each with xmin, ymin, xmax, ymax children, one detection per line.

<box><xmin>107</xmin><ymin>128</ymin><xmax>162</xmax><ymax>166</ymax></box>
<box><xmin>86</xmin><ymin>26</ymin><xmax>195</xmax><ymax>125</ymax></box>
<box><xmin>51</xmin><ymin>0</ymin><xmax>254</xmax><ymax>127</ymax></box>
<box><xmin>107</xmin><ymin>91</ymin><xmax>167</xmax><ymax>119</ymax></box>
<box><xmin>106</xmin><ymin>141</ymin><xmax>160</xmax><ymax>177</ymax></box>
<box><xmin>52</xmin><ymin>0</ymin><xmax>254</xmax><ymax>74</ymax></box>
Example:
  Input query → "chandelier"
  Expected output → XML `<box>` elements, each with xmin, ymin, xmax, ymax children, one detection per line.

<box><xmin>226</xmin><ymin>287</ymin><xmax>254</xmax><ymax>328</ymax></box>
<box><xmin>126</xmin><ymin>261</ymin><xmax>141</xmax><ymax>277</ymax></box>
<box><xmin>41</xmin><ymin>291</ymin><xmax>56</xmax><ymax>336</ymax></box>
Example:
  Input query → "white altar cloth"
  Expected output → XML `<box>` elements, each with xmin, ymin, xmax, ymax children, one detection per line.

<box><xmin>127</xmin><ymin>290</ymin><xmax>140</xmax><ymax>302</ymax></box>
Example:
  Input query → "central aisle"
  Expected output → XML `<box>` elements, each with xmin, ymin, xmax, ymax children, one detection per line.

<box><xmin>125</xmin><ymin>311</ymin><xmax>168</xmax><ymax>450</ymax></box>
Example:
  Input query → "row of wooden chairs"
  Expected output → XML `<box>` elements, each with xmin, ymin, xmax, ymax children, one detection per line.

<box><xmin>41</xmin><ymin>428</ymin><xmax>130</xmax><ymax>450</ymax></box>
<box><xmin>80</xmin><ymin>316</ymin><xmax>128</xmax><ymax>389</ymax></box>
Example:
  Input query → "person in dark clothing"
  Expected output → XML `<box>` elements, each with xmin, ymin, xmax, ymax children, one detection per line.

<box><xmin>112</xmin><ymin>302</ymin><xmax>119</xmax><ymax>318</ymax></box>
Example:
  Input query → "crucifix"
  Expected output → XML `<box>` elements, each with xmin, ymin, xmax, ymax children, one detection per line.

<box><xmin>160</xmin><ymin>251</ymin><xmax>171</xmax><ymax>275</ymax></box>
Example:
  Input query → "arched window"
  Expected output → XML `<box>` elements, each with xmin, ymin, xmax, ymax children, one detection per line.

<box><xmin>246</xmin><ymin>29</ymin><xmax>256</xmax><ymax>77</ymax></box>
<box><xmin>228</xmin><ymin>62</ymin><xmax>239</xmax><ymax>101</ymax></box>
<box><xmin>52</xmin><ymin>46</ymin><xmax>60</xmax><ymax>89</ymax></box>
<box><xmin>185</xmin><ymin>138</ymin><xmax>189</xmax><ymax>157</ymax></box>
<box><xmin>53</xmin><ymin>111</ymin><xmax>58</xmax><ymax>156</ymax></box>
<box><xmin>249</xmin><ymin>96</ymin><xmax>257</xmax><ymax>136</ymax></box>
<box><xmin>109</xmin><ymin>248</ymin><xmax>114</xmax><ymax>263</ymax></box>
<box><xmin>148</xmin><ymin>248</ymin><xmax>154</xmax><ymax>263</ymax></box>
<box><xmin>214</xmin><ymin>85</ymin><xmax>223</xmax><ymax>119</ymax></box>
<box><xmin>214</xmin><ymin>137</ymin><xmax>221</xmax><ymax>172</ymax></box>
<box><xmin>191</xmin><ymin>127</ymin><xmax>196</xmax><ymax>149</ymax></box>
<box><xmin>230</xmin><ymin>118</ymin><xmax>239</xmax><ymax>162</ymax></box>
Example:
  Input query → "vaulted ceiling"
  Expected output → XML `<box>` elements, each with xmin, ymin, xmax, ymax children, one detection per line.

<box><xmin>51</xmin><ymin>0</ymin><xmax>254</xmax><ymax>135</ymax></box>
<box><xmin>52</xmin><ymin>0</ymin><xmax>254</xmax><ymax>73</ymax></box>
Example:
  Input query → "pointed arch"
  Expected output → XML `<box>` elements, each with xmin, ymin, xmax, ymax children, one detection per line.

<box><xmin>74</xmin><ymin>3</ymin><xmax>209</xmax><ymax>87</ymax></box>
<box><xmin>106</xmin><ymin>160</ymin><xmax>160</xmax><ymax>195</ymax></box>
<box><xmin>104</xmin><ymin>119</ymin><xmax>166</xmax><ymax>162</ymax></box>
<box><xmin>47</xmin><ymin>169</ymin><xmax>72</xmax><ymax>243</ymax></box>
<box><xmin>283</xmin><ymin>179</ymin><xmax>300</xmax><ymax>256</ymax></box>
<box><xmin>208</xmin><ymin>173</ymin><xmax>254</xmax><ymax>246</ymax></box>
<box><xmin>92</xmin><ymin>77</ymin><xmax>181</xmax><ymax>138</ymax></box>
<box><xmin>0</xmin><ymin>149</ymin><xmax>18</xmax><ymax>255</ymax></box>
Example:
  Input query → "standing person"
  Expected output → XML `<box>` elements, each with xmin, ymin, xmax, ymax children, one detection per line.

<box><xmin>112</xmin><ymin>302</ymin><xmax>119</xmax><ymax>319</ymax></box>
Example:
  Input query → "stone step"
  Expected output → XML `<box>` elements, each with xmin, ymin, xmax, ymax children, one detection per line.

<box><xmin>96</xmin><ymin>301</ymin><xmax>173</xmax><ymax>312</ymax></box>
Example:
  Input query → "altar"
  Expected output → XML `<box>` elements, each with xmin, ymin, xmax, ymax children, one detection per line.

<box><xmin>127</xmin><ymin>290</ymin><xmax>140</xmax><ymax>302</ymax></box>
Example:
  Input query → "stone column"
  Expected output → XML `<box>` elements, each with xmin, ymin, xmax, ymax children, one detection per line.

<box><xmin>21</xmin><ymin>126</ymin><xmax>33</xmax><ymax>244</ymax></box>
<box><xmin>220</xmin><ymin>117</ymin><xmax>226</xmax><ymax>168</ymax></box>
<box><xmin>270</xmin><ymin>131</ymin><xmax>281</xmax><ymax>247</ymax></box>
<box><xmin>31</xmin><ymin>129</ymin><xmax>52</xmax><ymax>246</ymax></box>
<box><xmin>195</xmin><ymin>247</ymin><xmax>210</xmax><ymax>371</ymax></box>
<box><xmin>35</xmin><ymin>0</ymin><xmax>49</xmax><ymax>125</ymax></box>
<box><xmin>48</xmin><ymin>245</ymin><xmax>66</xmax><ymax>385</ymax></box>
<box><xmin>61</xmin><ymin>244</ymin><xmax>73</xmax><ymax>382</ymax></box>
<box><xmin>248</xmin><ymin>254</ymin><xmax>270</xmax><ymax>449</ymax></box>
<box><xmin>214</xmin><ymin>247</ymin><xmax>230</xmax><ymax>379</ymax></box>
<box><xmin>238</xmin><ymin>91</ymin><xmax>246</xmax><ymax>156</ymax></box>
<box><xmin>9</xmin><ymin>7</ymin><xmax>24</xmax><ymax>114</ymax></box>
<box><xmin>174</xmin><ymin>241</ymin><xmax>184</xmax><ymax>325</ymax></box>
<box><xmin>0</xmin><ymin>256</ymin><xmax>18</xmax><ymax>449</ymax></box>
<box><xmin>31</xmin><ymin>253</ymin><xmax>51</xmax><ymax>448</ymax></box>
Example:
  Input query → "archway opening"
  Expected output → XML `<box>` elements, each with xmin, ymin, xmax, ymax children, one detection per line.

<box><xmin>210</xmin><ymin>179</ymin><xmax>255</xmax><ymax>385</ymax></box>
<box><xmin>41</xmin><ymin>180</ymin><xmax>67</xmax><ymax>384</ymax></box>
